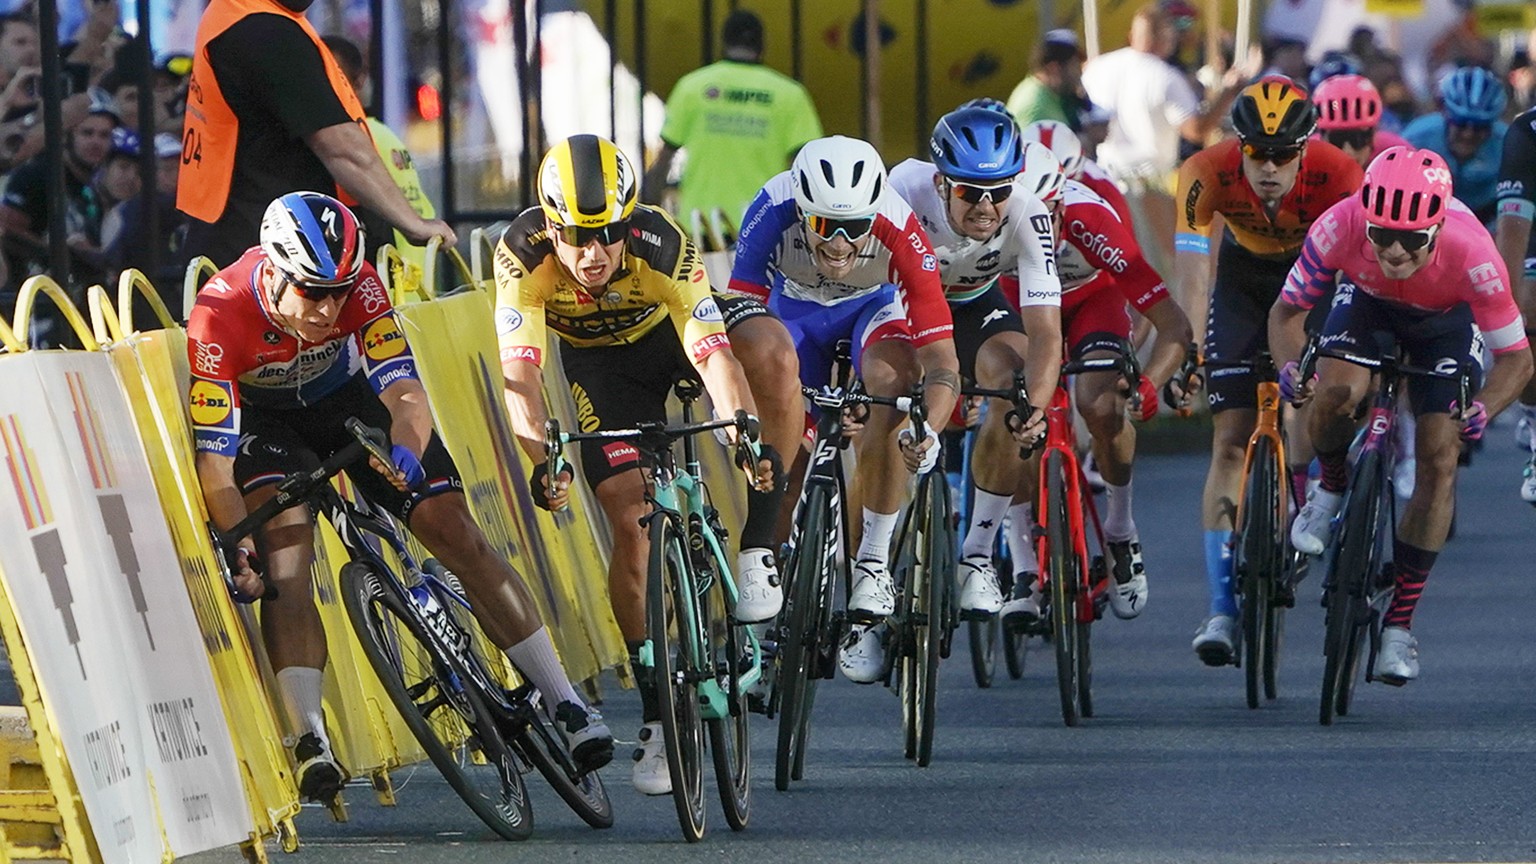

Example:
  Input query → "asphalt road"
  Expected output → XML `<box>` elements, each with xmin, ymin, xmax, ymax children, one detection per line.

<box><xmin>191</xmin><ymin>433</ymin><xmax>1536</xmax><ymax>864</ymax></box>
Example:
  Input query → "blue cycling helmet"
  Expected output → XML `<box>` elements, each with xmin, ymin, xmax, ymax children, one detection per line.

<box><xmin>959</xmin><ymin>96</ymin><xmax>1010</xmax><ymax>115</ymax></box>
<box><xmin>1308</xmin><ymin>52</ymin><xmax>1362</xmax><ymax>91</ymax></box>
<box><xmin>1438</xmin><ymin>66</ymin><xmax>1507</xmax><ymax>123</ymax></box>
<box><xmin>260</xmin><ymin>191</ymin><xmax>365</xmax><ymax>291</ymax></box>
<box><xmin>930</xmin><ymin>106</ymin><xmax>1025</xmax><ymax>183</ymax></box>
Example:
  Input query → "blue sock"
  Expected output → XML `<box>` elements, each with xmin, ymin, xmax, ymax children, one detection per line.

<box><xmin>1204</xmin><ymin>530</ymin><xmax>1237</xmax><ymax>617</ymax></box>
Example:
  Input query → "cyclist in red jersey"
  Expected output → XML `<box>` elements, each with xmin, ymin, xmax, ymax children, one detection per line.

<box><xmin>1271</xmin><ymin>147</ymin><xmax>1534</xmax><ymax>683</ymax></box>
<box><xmin>1175</xmin><ymin>76</ymin><xmax>1364</xmax><ymax>665</ymax></box>
<box><xmin>188</xmin><ymin>192</ymin><xmax>613</xmax><ymax>801</ymax></box>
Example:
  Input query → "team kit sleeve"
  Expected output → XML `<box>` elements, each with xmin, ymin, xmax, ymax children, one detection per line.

<box><xmin>872</xmin><ymin>209</ymin><xmax>953</xmax><ymax>345</ymax></box>
<box><xmin>726</xmin><ymin>182</ymin><xmax>794</xmax><ymax>299</ymax></box>
<box><xmin>184</xmin><ymin>293</ymin><xmax>244</xmax><ymax>458</ymax></box>
<box><xmin>1099</xmin><ymin>215</ymin><xmax>1170</xmax><ymax>312</ymax></box>
<box><xmin>493</xmin><ymin>236</ymin><xmax>550</xmax><ymax>367</ymax></box>
<box><xmin>1497</xmin><ymin>116</ymin><xmax>1536</xmax><ymax>225</ymax></box>
<box><xmin>347</xmin><ymin>265</ymin><xmax>420</xmax><ymax>394</ymax></box>
<box><xmin>1279</xmin><ymin>205</ymin><xmax>1350</xmax><ymax>311</ymax></box>
<box><xmin>1174</xmin><ymin>155</ymin><xmax>1216</xmax><ymax>255</ymax></box>
<box><xmin>1010</xmin><ymin>194</ymin><xmax>1063</xmax><ymax>308</ymax></box>
<box><xmin>664</xmin><ymin>237</ymin><xmax>732</xmax><ymax>362</ymax></box>
<box><xmin>1459</xmin><ymin>242</ymin><xmax>1529</xmax><ymax>355</ymax></box>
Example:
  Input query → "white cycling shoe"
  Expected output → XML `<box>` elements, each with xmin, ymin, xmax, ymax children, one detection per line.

<box><xmin>1106</xmin><ymin>538</ymin><xmax>1149</xmax><ymax>619</ymax></box>
<box><xmin>631</xmin><ymin>723</ymin><xmax>671</xmax><ymax>796</ymax></box>
<box><xmin>848</xmin><ymin>559</ymin><xmax>895</xmax><ymax>619</ymax></box>
<box><xmin>734</xmin><ymin>548</ymin><xmax>783</xmax><ymax>623</ymax></box>
<box><xmin>837</xmin><ymin>623</ymin><xmax>886</xmax><ymax>684</ymax></box>
<box><xmin>1373</xmin><ymin>626</ymin><xmax>1419</xmax><ymax>685</ymax></box>
<box><xmin>1000</xmin><ymin>576</ymin><xmax>1042</xmax><ymax>631</ymax></box>
<box><xmin>956</xmin><ymin>554</ymin><xmax>1003</xmax><ymax>619</ymax></box>
<box><xmin>1192</xmin><ymin>615</ymin><xmax>1238</xmax><ymax>667</ymax></box>
<box><xmin>1290</xmin><ymin>488</ymin><xmax>1343</xmax><ymax>556</ymax></box>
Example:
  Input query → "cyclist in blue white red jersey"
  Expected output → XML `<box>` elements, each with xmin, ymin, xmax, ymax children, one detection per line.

<box><xmin>1270</xmin><ymin>148</ymin><xmax>1533</xmax><ymax>683</ymax></box>
<box><xmin>888</xmin><ymin>107</ymin><xmax>1064</xmax><ymax>622</ymax></box>
<box><xmin>187</xmin><ymin>192</ymin><xmax>612</xmax><ymax>801</ymax></box>
<box><xmin>726</xmin><ymin>135</ymin><xmax>962</xmax><ymax>683</ymax></box>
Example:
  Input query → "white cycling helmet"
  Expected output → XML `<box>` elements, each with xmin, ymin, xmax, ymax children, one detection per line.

<box><xmin>791</xmin><ymin>135</ymin><xmax>886</xmax><ymax>219</ymax></box>
<box><xmin>1017</xmin><ymin>141</ymin><xmax>1067</xmax><ymax>205</ymax></box>
<box><xmin>1020</xmin><ymin>120</ymin><xmax>1085</xmax><ymax>180</ymax></box>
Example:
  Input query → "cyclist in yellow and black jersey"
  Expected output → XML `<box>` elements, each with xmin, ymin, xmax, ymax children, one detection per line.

<box><xmin>497</xmin><ymin>134</ymin><xmax>784</xmax><ymax>797</ymax></box>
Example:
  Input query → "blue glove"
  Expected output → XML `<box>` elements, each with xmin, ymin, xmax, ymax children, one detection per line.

<box><xmin>391</xmin><ymin>444</ymin><xmax>426</xmax><ymax>490</ymax></box>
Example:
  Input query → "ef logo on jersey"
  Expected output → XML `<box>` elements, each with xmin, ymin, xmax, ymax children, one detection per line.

<box><xmin>364</xmin><ymin>317</ymin><xmax>407</xmax><ymax>361</ymax></box>
<box><xmin>188</xmin><ymin>379</ymin><xmax>235</xmax><ymax>428</ymax></box>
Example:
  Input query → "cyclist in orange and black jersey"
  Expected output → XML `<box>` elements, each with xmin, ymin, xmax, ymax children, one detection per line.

<box><xmin>1174</xmin><ymin>76</ymin><xmax>1363</xmax><ymax>665</ymax></box>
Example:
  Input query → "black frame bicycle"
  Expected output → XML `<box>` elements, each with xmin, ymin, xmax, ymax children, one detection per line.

<box><xmin>213</xmin><ymin>419</ymin><xmax>612</xmax><ymax>839</ymax></box>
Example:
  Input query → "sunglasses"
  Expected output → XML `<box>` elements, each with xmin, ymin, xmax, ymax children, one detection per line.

<box><xmin>802</xmin><ymin>213</ymin><xmax>875</xmax><ymax>242</ymax></box>
<box><xmin>1324</xmin><ymin>129</ymin><xmax>1373</xmax><ymax>150</ymax></box>
<box><xmin>1366</xmin><ymin>222</ymin><xmax>1438</xmax><ymax>253</ymax></box>
<box><xmin>1447</xmin><ymin>117</ymin><xmax>1492</xmax><ymax>133</ymax></box>
<box><xmin>283</xmin><ymin>274</ymin><xmax>353</xmax><ymax>300</ymax></box>
<box><xmin>548</xmin><ymin>220</ymin><xmax>629</xmax><ymax>247</ymax></box>
<box><xmin>1240</xmin><ymin>142</ymin><xmax>1303</xmax><ymax>166</ymax></box>
<box><xmin>945</xmin><ymin>178</ymin><xmax>1015</xmax><ymax>205</ymax></box>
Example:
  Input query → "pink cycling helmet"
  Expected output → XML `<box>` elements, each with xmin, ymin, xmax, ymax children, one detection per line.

<box><xmin>1360</xmin><ymin>146</ymin><xmax>1451</xmax><ymax>230</ymax></box>
<box><xmin>1313</xmin><ymin>74</ymin><xmax>1382</xmax><ymax>131</ymax></box>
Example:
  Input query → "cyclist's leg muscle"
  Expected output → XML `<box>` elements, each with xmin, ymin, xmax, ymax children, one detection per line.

<box><xmin>1202</xmin><ymin>409</ymin><xmax>1255</xmax><ymax>530</ymax></box>
<box><xmin>971</xmin><ymin>328</ymin><xmax>1029</xmax><ymax>496</ymax></box>
<box><xmin>596</xmin><ymin>470</ymin><xmax>652</xmax><ymax>641</ymax></box>
<box><xmin>407</xmin><ymin>493</ymin><xmax>541</xmax><ymax>649</ymax></box>
<box><xmin>1309</xmin><ymin>357</ymin><xmax>1372</xmax><ymax>455</ymax></box>
<box><xmin>855</xmin><ymin>333</ymin><xmax>920</xmax><ymax>515</ymax></box>
<box><xmin>1400</xmin><ymin>413</ymin><xmax>1460</xmax><ymax>550</ymax></box>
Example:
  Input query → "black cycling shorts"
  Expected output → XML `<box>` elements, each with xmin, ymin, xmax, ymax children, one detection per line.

<box><xmin>560</xmin><ymin>318</ymin><xmax>699</xmax><ymax>488</ymax></box>
<box><xmin>1204</xmin><ymin>237</ymin><xmax>1331</xmax><ymax>413</ymax></box>
<box><xmin>950</xmin><ymin>284</ymin><xmax>1025</xmax><ymax>382</ymax></box>
<box><xmin>235</xmin><ymin>375</ymin><xmax>463</xmax><ymax>523</ymax></box>
<box><xmin>1317</xmin><ymin>282</ymin><xmax>1484</xmax><ymax>416</ymax></box>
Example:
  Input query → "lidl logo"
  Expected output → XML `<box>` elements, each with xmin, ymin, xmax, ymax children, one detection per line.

<box><xmin>364</xmin><ymin>317</ymin><xmax>407</xmax><ymax>361</ymax></box>
<box><xmin>188</xmin><ymin>380</ymin><xmax>234</xmax><ymax>427</ymax></box>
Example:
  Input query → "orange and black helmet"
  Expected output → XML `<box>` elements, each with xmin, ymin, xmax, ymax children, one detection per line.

<box><xmin>1231</xmin><ymin>75</ymin><xmax>1317</xmax><ymax>148</ymax></box>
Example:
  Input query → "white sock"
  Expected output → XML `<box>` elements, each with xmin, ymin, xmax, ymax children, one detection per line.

<box><xmin>857</xmin><ymin>509</ymin><xmax>899</xmax><ymax>565</ymax></box>
<box><xmin>275</xmin><ymin>666</ymin><xmax>327</xmax><ymax>743</ymax></box>
<box><xmin>961</xmin><ymin>489</ymin><xmax>1012</xmax><ymax>559</ymax></box>
<box><xmin>1006</xmin><ymin>501</ymin><xmax>1039</xmax><ymax>575</ymax></box>
<box><xmin>504</xmin><ymin>627</ymin><xmax>585</xmax><ymax>709</ymax></box>
<box><xmin>1104</xmin><ymin>478</ymin><xmax>1136</xmax><ymax>542</ymax></box>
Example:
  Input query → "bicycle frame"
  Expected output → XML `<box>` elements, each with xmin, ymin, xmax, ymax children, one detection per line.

<box><xmin>1034</xmin><ymin>384</ymin><xmax>1110</xmax><ymax>625</ymax></box>
<box><xmin>1234</xmin><ymin>380</ymin><xmax>1289</xmax><ymax>547</ymax></box>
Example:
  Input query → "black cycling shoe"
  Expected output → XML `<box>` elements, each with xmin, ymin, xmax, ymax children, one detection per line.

<box><xmin>294</xmin><ymin>732</ymin><xmax>346</xmax><ymax>803</ymax></box>
<box><xmin>554</xmin><ymin>701</ymin><xmax>614</xmax><ymax>774</ymax></box>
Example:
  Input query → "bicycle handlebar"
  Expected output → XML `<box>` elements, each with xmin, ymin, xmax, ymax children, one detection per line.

<box><xmin>543</xmin><ymin>411</ymin><xmax>753</xmax><ymax>481</ymax></box>
<box><xmin>1295</xmin><ymin>337</ymin><xmax>1473</xmax><ymax>418</ymax></box>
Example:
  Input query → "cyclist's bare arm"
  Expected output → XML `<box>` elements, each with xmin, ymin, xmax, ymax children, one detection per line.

<box><xmin>501</xmin><ymin>358</ymin><xmax>551</xmax><ymax>465</ymax></box>
<box><xmin>1478</xmin><ymin>349</ymin><xmax>1534</xmax><ymax>418</ymax></box>
<box><xmin>694</xmin><ymin>345</ymin><xmax>760</xmax><ymax>437</ymax></box>
<box><xmin>1494</xmin><ymin>215</ymin><xmax>1533</xmax><ymax>311</ymax></box>
<box><xmin>915</xmin><ymin>338</ymin><xmax>962</xmax><ymax>433</ymax></box>
<box><xmin>1266</xmin><ymin>297</ymin><xmax>1310</xmax><ymax>371</ymax></box>
<box><xmin>1141</xmin><ymin>298</ymin><xmax>1195</xmax><ymax>388</ymax></box>
<box><xmin>193</xmin><ymin>452</ymin><xmax>263</xmax><ymax>596</ymax></box>
<box><xmin>1174</xmin><ymin>247</ymin><xmax>1214</xmax><ymax>342</ymax></box>
<box><xmin>379</xmin><ymin>378</ymin><xmax>434</xmax><ymax>459</ymax></box>
<box><xmin>1019</xmin><ymin>306</ymin><xmax>1063</xmax><ymax>416</ymax></box>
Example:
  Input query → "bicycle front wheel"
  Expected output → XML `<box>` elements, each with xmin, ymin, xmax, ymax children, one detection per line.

<box><xmin>1319</xmin><ymin>451</ymin><xmax>1382</xmax><ymax>726</ymax></box>
<box><xmin>775</xmin><ymin>485</ymin><xmax>832</xmax><ymax>791</ymax></box>
<box><xmin>1044</xmin><ymin>451</ymin><xmax>1081</xmax><ymax>728</ymax></box>
<box><xmin>339</xmin><ymin>562</ymin><xmax>533</xmax><ymax>840</ymax></box>
<box><xmin>648</xmin><ymin>515</ymin><xmax>707</xmax><ymax>841</ymax></box>
<box><xmin>1237</xmin><ymin>436</ymin><xmax>1281</xmax><ymax>709</ymax></box>
<box><xmin>915</xmin><ymin>473</ymin><xmax>948</xmax><ymax>766</ymax></box>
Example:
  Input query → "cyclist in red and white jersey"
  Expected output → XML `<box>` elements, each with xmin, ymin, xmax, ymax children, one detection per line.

<box><xmin>1005</xmin><ymin>163</ymin><xmax>1197</xmax><ymax>623</ymax></box>
<box><xmin>188</xmin><ymin>193</ymin><xmax>613</xmax><ymax>800</ymax></box>
<box><xmin>1020</xmin><ymin>118</ymin><xmax>1133</xmax><ymax>226</ymax></box>
<box><xmin>1270</xmin><ymin>147</ymin><xmax>1534</xmax><ymax>683</ymax></box>
<box><xmin>1310</xmin><ymin>74</ymin><xmax>1409</xmax><ymax>171</ymax></box>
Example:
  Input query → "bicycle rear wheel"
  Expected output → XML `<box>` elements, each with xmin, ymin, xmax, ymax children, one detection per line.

<box><xmin>707</xmin><ymin>586</ymin><xmax>751</xmax><ymax>831</ymax></box>
<box><xmin>648</xmin><ymin>516</ymin><xmax>707</xmax><ymax>841</ymax></box>
<box><xmin>968</xmin><ymin>617</ymin><xmax>997</xmax><ymax>688</ymax></box>
<box><xmin>1237</xmin><ymin>437</ymin><xmax>1280</xmax><ymax>709</ymax></box>
<box><xmin>1044</xmin><ymin>451</ymin><xmax>1080</xmax><ymax>728</ymax></box>
<box><xmin>775</xmin><ymin>486</ymin><xmax>831</xmax><ymax>791</ymax></box>
<box><xmin>1002</xmin><ymin>623</ymin><xmax>1028</xmax><ymax>679</ymax></box>
<box><xmin>339</xmin><ymin>561</ymin><xmax>532</xmax><ymax>840</ymax></box>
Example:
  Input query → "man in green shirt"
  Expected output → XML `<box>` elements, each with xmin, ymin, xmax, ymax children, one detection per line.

<box><xmin>1005</xmin><ymin>29</ymin><xmax>1087</xmax><ymax>130</ymax></box>
<box><xmin>642</xmin><ymin>10</ymin><xmax>822</xmax><ymax>241</ymax></box>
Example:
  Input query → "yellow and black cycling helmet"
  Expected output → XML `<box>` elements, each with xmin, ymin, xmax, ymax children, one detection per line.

<box><xmin>1231</xmin><ymin>75</ymin><xmax>1317</xmax><ymax>148</ymax></box>
<box><xmin>537</xmin><ymin>134</ymin><xmax>638</xmax><ymax>232</ymax></box>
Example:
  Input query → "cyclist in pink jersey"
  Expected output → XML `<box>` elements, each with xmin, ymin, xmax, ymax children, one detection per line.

<box><xmin>1311</xmin><ymin>74</ymin><xmax>1410</xmax><ymax>171</ymax></box>
<box><xmin>1268</xmin><ymin>147</ymin><xmax>1533</xmax><ymax>683</ymax></box>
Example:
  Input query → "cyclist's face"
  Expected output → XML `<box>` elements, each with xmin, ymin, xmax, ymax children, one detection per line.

<box><xmin>267</xmin><ymin>266</ymin><xmax>348</xmax><ymax>341</ymax></box>
<box><xmin>1446</xmin><ymin>119</ymin><xmax>1489</xmax><ymax>161</ymax></box>
<box><xmin>807</xmin><ymin>230</ymin><xmax>868</xmax><ymax>280</ymax></box>
<box><xmin>936</xmin><ymin>173</ymin><xmax>1009</xmax><ymax>241</ymax></box>
<box><xmin>550</xmin><ymin>225</ymin><xmax>624</xmax><ymax>288</ymax></box>
<box><xmin>1369</xmin><ymin>228</ymin><xmax>1436</xmax><ymax>279</ymax></box>
<box><xmin>1240</xmin><ymin>147</ymin><xmax>1303</xmax><ymax>203</ymax></box>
